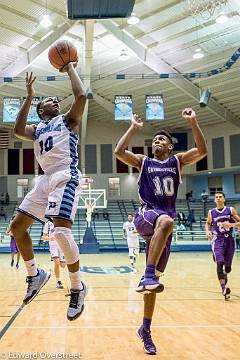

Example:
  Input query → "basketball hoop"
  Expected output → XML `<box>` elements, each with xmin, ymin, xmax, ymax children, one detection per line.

<box><xmin>188</xmin><ymin>0</ymin><xmax>228</xmax><ymax>19</ymax></box>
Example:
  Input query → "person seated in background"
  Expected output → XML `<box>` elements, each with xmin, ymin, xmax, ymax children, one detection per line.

<box><xmin>186</xmin><ymin>209</ymin><xmax>196</xmax><ymax>231</ymax></box>
<box><xmin>234</xmin><ymin>228</ymin><xmax>240</xmax><ymax>249</ymax></box>
<box><xmin>177</xmin><ymin>211</ymin><xmax>186</xmax><ymax>225</ymax></box>
<box><xmin>0</xmin><ymin>207</ymin><xmax>6</xmax><ymax>221</ymax></box>
<box><xmin>0</xmin><ymin>193</ymin><xmax>5</xmax><ymax>206</ymax></box>
<box><xmin>176</xmin><ymin>222</ymin><xmax>186</xmax><ymax>237</ymax></box>
<box><xmin>201</xmin><ymin>189</ymin><xmax>209</xmax><ymax>202</ymax></box>
<box><xmin>103</xmin><ymin>209</ymin><xmax>109</xmax><ymax>220</ymax></box>
<box><xmin>92</xmin><ymin>209</ymin><xmax>99</xmax><ymax>220</ymax></box>
<box><xmin>185</xmin><ymin>190</ymin><xmax>193</xmax><ymax>201</ymax></box>
<box><xmin>5</xmin><ymin>193</ymin><xmax>10</xmax><ymax>206</ymax></box>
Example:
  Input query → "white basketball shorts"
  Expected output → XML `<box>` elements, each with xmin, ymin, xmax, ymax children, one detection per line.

<box><xmin>127</xmin><ymin>237</ymin><xmax>139</xmax><ymax>257</ymax></box>
<box><xmin>49</xmin><ymin>240</ymin><xmax>65</xmax><ymax>262</ymax></box>
<box><xmin>18</xmin><ymin>169</ymin><xmax>81</xmax><ymax>223</ymax></box>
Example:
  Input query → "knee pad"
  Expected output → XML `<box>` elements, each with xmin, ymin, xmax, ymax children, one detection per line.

<box><xmin>54</xmin><ymin>227</ymin><xmax>79</xmax><ymax>265</ymax></box>
<box><xmin>217</xmin><ymin>262</ymin><xmax>225</xmax><ymax>280</ymax></box>
<box><xmin>225</xmin><ymin>266</ymin><xmax>232</xmax><ymax>274</ymax></box>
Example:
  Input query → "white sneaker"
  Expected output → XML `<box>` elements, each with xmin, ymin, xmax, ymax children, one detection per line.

<box><xmin>23</xmin><ymin>269</ymin><xmax>51</xmax><ymax>304</ymax></box>
<box><xmin>66</xmin><ymin>282</ymin><xmax>87</xmax><ymax>321</ymax></box>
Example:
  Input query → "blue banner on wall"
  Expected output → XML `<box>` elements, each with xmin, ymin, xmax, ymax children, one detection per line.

<box><xmin>3</xmin><ymin>97</ymin><xmax>21</xmax><ymax>122</ymax></box>
<box><xmin>146</xmin><ymin>95</ymin><xmax>164</xmax><ymax>121</ymax></box>
<box><xmin>23</xmin><ymin>96</ymin><xmax>41</xmax><ymax>122</ymax></box>
<box><xmin>114</xmin><ymin>95</ymin><xmax>133</xmax><ymax>120</ymax></box>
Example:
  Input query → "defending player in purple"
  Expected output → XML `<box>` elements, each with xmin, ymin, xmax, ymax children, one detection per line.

<box><xmin>114</xmin><ymin>108</ymin><xmax>207</xmax><ymax>355</ymax></box>
<box><xmin>205</xmin><ymin>191</ymin><xmax>240</xmax><ymax>300</ymax></box>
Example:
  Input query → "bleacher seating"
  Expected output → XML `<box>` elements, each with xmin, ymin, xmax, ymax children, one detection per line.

<box><xmin>1</xmin><ymin>198</ymin><xmax>239</xmax><ymax>252</ymax></box>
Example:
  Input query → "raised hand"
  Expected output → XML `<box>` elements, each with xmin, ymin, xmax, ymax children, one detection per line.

<box><xmin>182</xmin><ymin>108</ymin><xmax>196</xmax><ymax>122</ymax></box>
<box><xmin>131</xmin><ymin>113</ymin><xmax>143</xmax><ymax>130</ymax></box>
<box><xmin>25</xmin><ymin>72</ymin><xmax>36</xmax><ymax>97</ymax></box>
<box><xmin>59</xmin><ymin>62</ymin><xmax>78</xmax><ymax>73</ymax></box>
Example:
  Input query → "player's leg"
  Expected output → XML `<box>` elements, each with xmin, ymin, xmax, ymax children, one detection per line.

<box><xmin>137</xmin><ymin>239</ymin><xmax>171</xmax><ymax>355</ymax></box>
<box><xmin>10</xmin><ymin>177</ymin><xmax>51</xmax><ymax>304</ymax></box>
<box><xmin>49</xmin><ymin>240</ymin><xmax>64</xmax><ymax>288</ymax></box>
<box><xmin>136</xmin><ymin>211</ymin><xmax>173</xmax><ymax>293</ymax></box>
<box><xmin>16</xmin><ymin>251</ymin><xmax>20</xmax><ymax>269</ymax></box>
<box><xmin>48</xmin><ymin>171</ymin><xmax>86</xmax><ymax>320</ymax></box>
<box><xmin>137</xmin><ymin>293</ymin><xmax>157</xmax><ymax>355</ymax></box>
<box><xmin>128</xmin><ymin>246</ymin><xmax>134</xmax><ymax>267</ymax></box>
<box><xmin>10</xmin><ymin>253</ymin><xmax>14</xmax><ymax>267</ymax></box>
<box><xmin>53</xmin><ymin>218</ymin><xmax>87</xmax><ymax>320</ymax></box>
<box><xmin>212</xmin><ymin>239</ymin><xmax>227</xmax><ymax>296</ymax></box>
<box><xmin>10</xmin><ymin>212</ymin><xmax>50</xmax><ymax>304</ymax></box>
<box><xmin>223</xmin><ymin>238</ymin><xmax>235</xmax><ymax>300</ymax></box>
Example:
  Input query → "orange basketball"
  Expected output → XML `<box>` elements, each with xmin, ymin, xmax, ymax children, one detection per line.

<box><xmin>48</xmin><ymin>40</ymin><xmax>78</xmax><ymax>70</ymax></box>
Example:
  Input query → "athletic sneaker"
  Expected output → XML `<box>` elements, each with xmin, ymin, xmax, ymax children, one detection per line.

<box><xmin>137</xmin><ymin>325</ymin><xmax>157</xmax><ymax>355</ymax></box>
<box><xmin>136</xmin><ymin>276</ymin><xmax>164</xmax><ymax>294</ymax></box>
<box><xmin>23</xmin><ymin>269</ymin><xmax>51</xmax><ymax>304</ymax></box>
<box><xmin>56</xmin><ymin>280</ymin><xmax>64</xmax><ymax>289</ymax></box>
<box><xmin>66</xmin><ymin>282</ymin><xmax>87</xmax><ymax>321</ymax></box>
<box><xmin>223</xmin><ymin>287</ymin><xmax>231</xmax><ymax>301</ymax></box>
<box><xmin>11</xmin><ymin>259</ymin><xmax>14</xmax><ymax>267</ymax></box>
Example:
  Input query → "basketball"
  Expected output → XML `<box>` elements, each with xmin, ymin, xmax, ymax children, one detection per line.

<box><xmin>48</xmin><ymin>40</ymin><xmax>78</xmax><ymax>70</ymax></box>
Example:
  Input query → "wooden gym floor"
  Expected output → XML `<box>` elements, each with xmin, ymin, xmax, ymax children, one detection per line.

<box><xmin>0</xmin><ymin>252</ymin><xmax>240</xmax><ymax>360</ymax></box>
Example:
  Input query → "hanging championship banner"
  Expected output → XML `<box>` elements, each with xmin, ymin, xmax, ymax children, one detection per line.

<box><xmin>23</xmin><ymin>96</ymin><xmax>41</xmax><ymax>122</ymax></box>
<box><xmin>114</xmin><ymin>95</ymin><xmax>133</xmax><ymax>120</ymax></box>
<box><xmin>3</xmin><ymin>97</ymin><xmax>21</xmax><ymax>122</ymax></box>
<box><xmin>146</xmin><ymin>95</ymin><xmax>164</xmax><ymax>121</ymax></box>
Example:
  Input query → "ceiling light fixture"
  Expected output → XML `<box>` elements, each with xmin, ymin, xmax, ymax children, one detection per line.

<box><xmin>215</xmin><ymin>12</ymin><xmax>229</xmax><ymax>24</ymax></box>
<box><xmin>120</xmin><ymin>49</ymin><xmax>129</xmax><ymax>61</ymax></box>
<box><xmin>193</xmin><ymin>48</ymin><xmax>204</xmax><ymax>59</ymax></box>
<box><xmin>127</xmin><ymin>11</ymin><xmax>140</xmax><ymax>25</ymax></box>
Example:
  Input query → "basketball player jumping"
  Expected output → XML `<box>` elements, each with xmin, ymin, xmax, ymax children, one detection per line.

<box><xmin>114</xmin><ymin>109</ymin><xmax>207</xmax><ymax>355</ymax></box>
<box><xmin>11</xmin><ymin>64</ymin><xmax>87</xmax><ymax>321</ymax></box>
<box><xmin>205</xmin><ymin>191</ymin><xmax>240</xmax><ymax>300</ymax></box>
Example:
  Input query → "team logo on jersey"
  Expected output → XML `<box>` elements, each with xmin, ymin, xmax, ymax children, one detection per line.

<box><xmin>48</xmin><ymin>201</ymin><xmax>57</xmax><ymax>209</ymax></box>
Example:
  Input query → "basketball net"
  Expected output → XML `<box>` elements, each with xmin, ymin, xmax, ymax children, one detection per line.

<box><xmin>188</xmin><ymin>0</ymin><xmax>228</xmax><ymax>19</ymax></box>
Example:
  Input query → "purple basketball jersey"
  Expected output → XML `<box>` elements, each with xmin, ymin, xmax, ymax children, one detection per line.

<box><xmin>210</xmin><ymin>207</ymin><xmax>235</xmax><ymax>239</ymax></box>
<box><xmin>138</xmin><ymin>155</ymin><xmax>181</xmax><ymax>218</ymax></box>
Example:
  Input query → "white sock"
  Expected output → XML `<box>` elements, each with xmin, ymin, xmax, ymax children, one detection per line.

<box><xmin>69</xmin><ymin>270</ymin><xmax>83</xmax><ymax>290</ymax></box>
<box><xmin>56</xmin><ymin>278</ymin><xmax>60</xmax><ymax>282</ymax></box>
<box><xmin>25</xmin><ymin>258</ymin><xmax>38</xmax><ymax>277</ymax></box>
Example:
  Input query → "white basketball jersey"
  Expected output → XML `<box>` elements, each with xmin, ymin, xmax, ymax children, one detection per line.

<box><xmin>123</xmin><ymin>221</ymin><xmax>138</xmax><ymax>240</ymax></box>
<box><xmin>34</xmin><ymin>115</ymin><xmax>79</xmax><ymax>175</ymax></box>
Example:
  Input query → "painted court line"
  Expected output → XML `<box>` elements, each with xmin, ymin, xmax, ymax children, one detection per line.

<box><xmin>12</xmin><ymin>324</ymin><xmax>240</xmax><ymax>329</ymax></box>
<box><xmin>0</xmin><ymin>303</ymin><xmax>25</xmax><ymax>340</ymax></box>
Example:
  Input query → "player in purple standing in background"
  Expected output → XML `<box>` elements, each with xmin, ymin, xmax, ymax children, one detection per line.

<box><xmin>114</xmin><ymin>109</ymin><xmax>207</xmax><ymax>355</ymax></box>
<box><xmin>205</xmin><ymin>191</ymin><xmax>240</xmax><ymax>300</ymax></box>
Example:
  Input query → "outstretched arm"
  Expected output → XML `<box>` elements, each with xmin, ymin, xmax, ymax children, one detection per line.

<box><xmin>14</xmin><ymin>72</ymin><xmax>36</xmax><ymax>141</ymax></box>
<box><xmin>177</xmin><ymin>108</ymin><xmax>207</xmax><ymax>167</ymax></box>
<box><xmin>114</xmin><ymin>114</ymin><xmax>144</xmax><ymax>170</ymax></box>
<box><xmin>63</xmin><ymin>63</ymin><xmax>86</xmax><ymax>132</ymax></box>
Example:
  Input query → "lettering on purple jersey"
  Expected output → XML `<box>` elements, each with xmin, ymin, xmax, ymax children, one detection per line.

<box><xmin>138</xmin><ymin>155</ymin><xmax>181</xmax><ymax>218</ymax></box>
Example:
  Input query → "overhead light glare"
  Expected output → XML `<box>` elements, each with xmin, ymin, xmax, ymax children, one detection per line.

<box><xmin>127</xmin><ymin>11</ymin><xmax>140</xmax><ymax>25</ymax></box>
<box><xmin>216</xmin><ymin>12</ymin><xmax>229</xmax><ymax>24</ymax></box>
<box><xmin>193</xmin><ymin>49</ymin><xmax>204</xmax><ymax>59</ymax></box>
<box><xmin>40</xmin><ymin>14</ymin><xmax>52</xmax><ymax>28</ymax></box>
